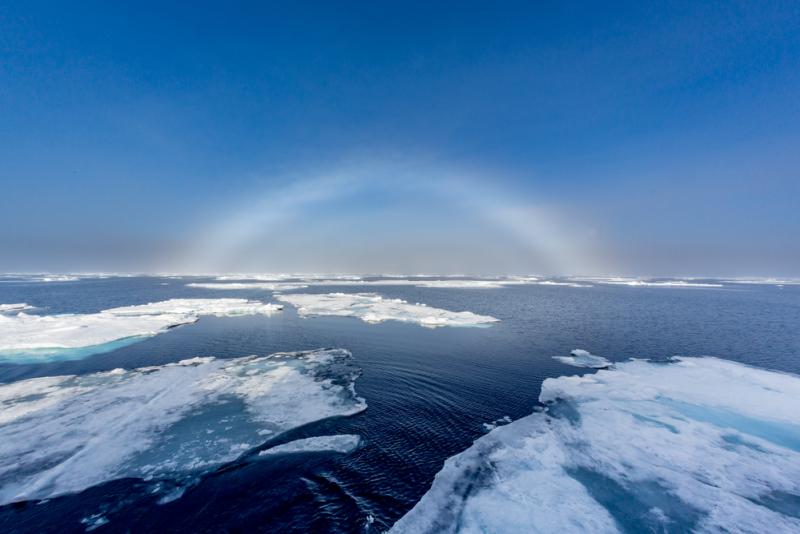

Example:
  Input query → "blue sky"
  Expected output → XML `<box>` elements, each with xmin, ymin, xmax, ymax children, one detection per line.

<box><xmin>1</xmin><ymin>1</ymin><xmax>798</xmax><ymax>275</ymax></box>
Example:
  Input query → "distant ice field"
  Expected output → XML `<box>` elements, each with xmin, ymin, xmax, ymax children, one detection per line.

<box><xmin>0</xmin><ymin>275</ymin><xmax>797</xmax><ymax>533</ymax></box>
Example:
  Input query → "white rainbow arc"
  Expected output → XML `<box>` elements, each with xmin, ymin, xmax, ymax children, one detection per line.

<box><xmin>171</xmin><ymin>161</ymin><xmax>604</xmax><ymax>275</ymax></box>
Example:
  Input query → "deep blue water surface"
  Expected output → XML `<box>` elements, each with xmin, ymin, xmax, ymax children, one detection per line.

<box><xmin>0</xmin><ymin>277</ymin><xmax>798</xmax><ymax>532</ymax></box>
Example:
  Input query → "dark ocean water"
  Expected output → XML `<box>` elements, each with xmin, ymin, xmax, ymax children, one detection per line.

<box><xmin>0</xmin><ymin>276</ymin><xmax>798</xmax><ymax>533</ymax></box>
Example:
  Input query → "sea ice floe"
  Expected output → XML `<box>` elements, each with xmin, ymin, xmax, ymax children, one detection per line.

<box><xmin>277</xmin><ymin>293</ymin><xmax>499</xmax><ymax>327</ymax></box>
<box><xmin>0</xmin><ymin>298</ymin><xmax>282</xmax><ymax>362</ymax></box>
<box><xmin>186</xmin><ymin>276</ymin><xmax>596</xmax><ymax>291</ymax></box>
<box><xmin>573</xmin><ymin>277</ymin><xmax>723</xmax><ymax>288</ymax></box>
<box><xmin>259</xmin><ymin>434</ymin><xmax>362</xmax><ymax>456</ymax></box>
<box><xmin>188</xmin><ymin>282</ymin><xmax>309</xmax><ymax>291</ymax></box>
<box><xmin>535</xmin><ymin>280</ymin><xmax>592</xmax><ymax>288</ymax></box>
<box><xmin>0</xmin><ymin>274</ymin><xmax>80</xmax><ymax>283</ymax></box>
<box><xmin>390</xmin><ymin>356</ymin><xmax>800</xmax><ymax>533</ymax></box>
<box><xmin>0</xmin><ymin>303</ymin><xmax>34</xmax><ymax>313</ymax></box>
<box><xmin>213</xmin><ymin>274</ymin><xmax>363</xmax><ymax>282</ymax></box>
<box><xmin>0</xmin><ymin>348</ymin><xmax>365</xmax><ymax>504</ymax></box>
<box><xmin>553</xmin><ymin>349</ymin><xmax>612</xmax><ymax>368</ymax></box>
<box><xmin>723</xmin><ymin>278</ymin><xmax>800</xmax><ymax>286</ymax></box>
<box><xmin>299</xmin><ymin>277</ymin><xmax>582</xmax><ymax>289</ymax></box>
<box><xmin>481</xmin><ymin>415</ymin><xmax>512</xmax><ymax>431</ymax></box>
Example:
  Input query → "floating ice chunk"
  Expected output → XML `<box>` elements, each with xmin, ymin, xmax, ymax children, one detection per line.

<box><xmin>259</xmin><ymin>434</ymin><xmax>362</xmax><ymax>456</ymax></box>
<box><xmin>482</xmin><ymin>415</ymin><xmax>512</xmax><ymax>431</ymax></box>
<box><xmin>214</xmin><ymin>274</ymin><xmax>363</xmax><ymax>282</ymax></box>
<box><xmin>80</xmin><ymin>513</ymin><xmax>109</xmax><ymax>531</ymax></box>
<box><xmin>277</xmin><ymin>293</ymin><xmax>498</xmax><ymax>327</ymax></box>
<box><xmin>573</xmin><ymin>277</ymin><xmax>723</xmax><ymax>288</ymax></box>
<box><xmin>0</xmin><ymin>348</ymin><xmax>365</xmax><ymax>504</ymax></box>
<box><xmin>391</xmin><ymin>357</ymin><xmax>800</xmax><ymax>533</ymax></box>
<box><xmin>408</xmin><ymin>280</ymin><xmax>511</xmax><ymax>289</ymax></box>
<box><xmin>0</xmin><ymin>274</ymin><xmax>81</xmax><ymax>283</ymax></box>
<box><xmin>38</xmin><ymin>275</ymin><xmax>80</xmax><ymax>282</ymax></box>
<box><xmin>187</xmin><ymin>282</ymin><xmax>309</xmax><ymax>291</ymax></box>
<box><xmin>553</xmin><ymin>349</ymin><xmax>612</xmax><ymax>368</ymax></box>
<box><xmin>0</xmin><ymin>303</ymin><xmax>34</xmax><ymax>313</ymax></box>
<box><xmin>535</xmin><ymin>280</ymin><xmax>592</xmax><ymax>288</ymax></box>
<box><xmin>0</xmin><ymin>298</ymin><xmax>282</xmax><ymax>362</ymax></box>
<box><xmin>723</xmin><ymin>278</ymin><xmax>800</xmax><ymax>286</ymax></box>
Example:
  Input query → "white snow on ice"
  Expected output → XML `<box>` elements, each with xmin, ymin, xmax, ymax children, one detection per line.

<box><xmin>391</xmin><ymin>356</ymin><xmax>800</xmax><ymax>533</ymax></box>
<box><xmin>0</xmin><ymin>298</ymin><xmax>282</xmax><ymax>361</ymax></box>
<box><xmin>277</xmin><ymin>292</ymin><xmax>499</xmax><ymax>327</ymax></box>
<box><xmin>0</xmin><ymin>348</ymin><xmax>365</xmax><ymax>504</ymax></box>
<box><xmin>259</xmin><ymin>434</ymin><xmax>362</xmax><ymax>456</ymax></box>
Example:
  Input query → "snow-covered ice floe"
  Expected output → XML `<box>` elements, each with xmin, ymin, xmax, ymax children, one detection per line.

<box><xmin>0</xmin><ymin>303</ymin><xmax>34</xmax><ymax>313</ymax></box>
<box><xmin>391</xmin><ymin>356</ymin><xmax>800</xmax><ymax>533</ymax></box>
<box><xmin>0</xmin><ymin>274</ymin><xmax>80</xmax><ymax>283</ymax></box>
<box><xmin>187</xmin><ymin>282</ymin><xmax>309</xmax><ymax>291</ymax></box>
<box><xmin>722</xmin><ymin>278</ymin><xmax>800</xmax><ymax>286</ymax></box>
<box><xmin>259</xmin><ymin>434</ymin><xmax>362</xmax><ymax>456</ymax></box>
<box><xmin>277</xmin><ymin>293</ymin><xmax>498</xmax><ymax>327</ymax></box>
<box><xmin>573</xmin><ymin>277</ymin><xmax>723</xmax><ymax>288</ymax></box>
<box><xmin>553</xmin><ymin>349</ymin><xmax>612</xmax><ymax>368</ymax></box>
<box><xmin>0</xmin><ymin>298</ymin><xmax>282</xmax><ymax>363</ymax></box>
<box><xmin>0</xmin><ymin>348</ymin><xmax>365</xmax><ymax>504</ymax></box>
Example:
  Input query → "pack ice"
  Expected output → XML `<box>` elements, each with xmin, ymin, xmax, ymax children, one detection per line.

<box><xmin>391</xmin><ymin>356</ymin><xmax>800</xmax><ymax>533</ymax></box>
<box><xmin>0</xmin><ymin>348</ymin><xmax>365</xmax><ymax>504</ymax></box>
<box><xmin>277</xmin><ymin>292</ymin><xmax>498</xmax><ymax>327</ymax></box>
<box><xmin>0</xmin><ymin>298</ymin><xmax>282</xmax><ymax>362</ymax></box>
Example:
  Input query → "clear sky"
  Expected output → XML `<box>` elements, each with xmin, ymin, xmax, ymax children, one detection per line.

<box><xmin>2</xmin><ymin>1</ymin><xmax>798</xmax><ymax>275</ymax></box>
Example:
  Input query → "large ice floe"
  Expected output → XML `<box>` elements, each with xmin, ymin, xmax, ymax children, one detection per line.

<box><xmin>0</xmin><ymin>348</ymin><xmax>365</xmax><ymax>504</ymax></box>
<box><xmin>391</xmin><ymin>356</ymin><xmax>800</xmax><ymax>533</ymax></box>
<box><xmin>0</xmin><ymin>298</ymin><xmax>282</xmax><ymax>362</ymax></box>
<box><xmin>277</xmin><ymin>292</ymin><xmax>498</xmax><ymax>327</ymax></box>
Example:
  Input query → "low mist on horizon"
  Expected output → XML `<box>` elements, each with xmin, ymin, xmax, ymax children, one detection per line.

<box><xmin>2</xmin><ymin>2</ymin><xmax>798</xmax><ymax>277</ymax></box>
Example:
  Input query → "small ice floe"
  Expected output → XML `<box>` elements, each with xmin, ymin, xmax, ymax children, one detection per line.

<box><xmin>553</xmin><ymin>349</ymin><xmax>612</xmax><ymax>368</ymax></box>
<box><xmin>0</xmin><ymin>348</ymin><xmax>365</xmax><ymax>505</ymax></box>
<box><xmin>535</xmin><ymin>280</ymin><xmax>592</xmax><ymax>288</ymax></box>
<box><xmin>390</xmin><ymin>356</ymin><xmax>800</xmax><ymax>533</ymax></box>
<box><xmin>258</xmin><ymin>434</ymin><xmax>362</xmax><ymax>456</ymax></box>
<box><xmin>482</xmin><ymin>415</ymin><xmax>512</xmax><ymax>431</ymax></box>
<box><xmin>0</xmin><ymin>303</ymin><xmax>34</xmax><ymax>313</ymax></box>
<box><xmin>0</xmin><ymin>298</ymin><xmax>283</xmax><ymax>363</ymax></box>
<box><xmin>80</xmin><ymin>513</ymin><xmax>109</xmax><ymax>531</ymax></box>
<box><xmin>277</xmin><ymin>292</ymin><xmax>498</xmax><ymax>328</ymax></box>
